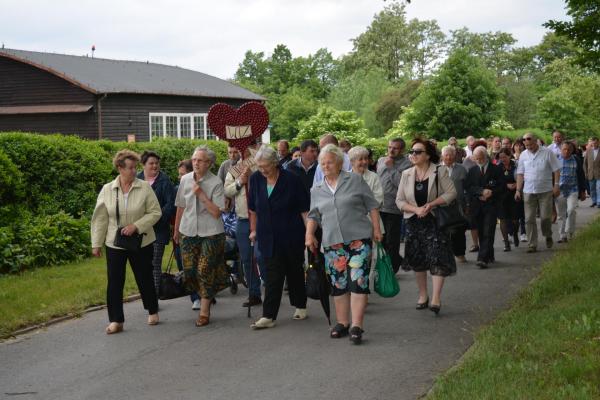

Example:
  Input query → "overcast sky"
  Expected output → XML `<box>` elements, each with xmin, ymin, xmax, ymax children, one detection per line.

<box><xmin>1</xmin><ymin>0</ymin><xmax>568</xmax><ymax>80</ymax></box>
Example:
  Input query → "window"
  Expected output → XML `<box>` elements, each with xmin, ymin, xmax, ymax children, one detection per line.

<box><xmin>149</xmin><ymin>113</ymin><xmax>220</xmax><ymax>141</ymax></box>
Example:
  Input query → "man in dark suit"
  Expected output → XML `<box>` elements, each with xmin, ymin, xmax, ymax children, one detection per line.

<box><xmin>466</xmin><ymin>146</ymin><xmax>505</xmax><ymax>269</ymax></box>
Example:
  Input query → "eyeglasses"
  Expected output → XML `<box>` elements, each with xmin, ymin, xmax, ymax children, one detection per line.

<box><xmin>523</xmin><ymin>137</ymin><xmax>533</xmax><ymax>141</ymax></box>
<box><xmin>408</xmin><ymin>149</ymin><xmax>426</xmax><ymax>155</ymax></box>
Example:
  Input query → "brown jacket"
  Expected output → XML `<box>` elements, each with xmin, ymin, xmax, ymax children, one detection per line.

<box><xmin>583</xmin><ymin>147</ymin><xmax>600</xmax><ymax>180</ymax></box>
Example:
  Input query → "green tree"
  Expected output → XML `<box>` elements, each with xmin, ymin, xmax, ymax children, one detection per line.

<box><xmin>268</xmin><ymin>86</ymin><xmax>319</xmax><ymax>140</ymax></box>
<box><xmin>374</xmin><ymin>80</ymin><xmax>421</xmax><ymax>133</ymax></box>
<box><xmin>545</xmin><ymin>0</ymin><xmax>600</xmax><ymax>71</ymax></box>
<box><xmin>502</xmin><ymin>79</ymin><xmax>538</xmax><ymax>129</ymax></box>
<box><xmin>296</xmin><ymin>106</ymin><xmax>369</xmax><ymax>145</ymax></box>
<box><xmin>403</xmin><ymin>49</ymin><xmax>501</xmax><ymax>139</ymax></box>
<box><xmin>534</xmin><ymin>32</ymin><xmax>580</xmax><ymax>69</ymax></box>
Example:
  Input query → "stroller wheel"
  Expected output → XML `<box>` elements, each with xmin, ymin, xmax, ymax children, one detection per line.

<box><xmin>229</xmin><ymin>275</ymin><xmax>238</xmax><ymax>295</ymax></box>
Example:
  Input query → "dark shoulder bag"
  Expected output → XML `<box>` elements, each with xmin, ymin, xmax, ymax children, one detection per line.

<box><xmin>434</xmin><ymin>166</ymin><xmax>468</xmax><ymax>232</ymax></box>
<box><xmin>113</xmin><ymin>187</ymin><xmax>145</xmax><ymax>251</ymax></box>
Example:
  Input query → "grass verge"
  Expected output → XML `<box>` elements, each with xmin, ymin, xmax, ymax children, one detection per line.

<box><xmin>0</xmin><ymin>245</ymin><xmax>174</xmax><ymax>338</ymax></box>
<box><xmin>427</xmin><ymin>218</ymin><xmax>600</xmax><ymax>399</ymax></box>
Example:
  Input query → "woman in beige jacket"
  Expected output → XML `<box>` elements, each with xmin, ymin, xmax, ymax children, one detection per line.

<box><xmin>395</xmin><ymin>138</ymin><xmax>456</xmax><ymax>316</ymax></box>
<box><xmin>91</xmin><ymin>150</ymin><xmax>162</xmax><ymax>334</ymax></box>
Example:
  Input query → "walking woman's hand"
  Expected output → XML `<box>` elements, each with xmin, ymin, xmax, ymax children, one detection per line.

<box><xmin>173</xmin><ymin>231</ymin><xmax>180</xmax><ymax>245</ymax></box>
<box><xmin>249</xmin><ymin>230</ymin><xmax>257</xmax><ymax>243</ymax></box>
<box><xmin>373</xmin><ymin>228</ymin><xmax>383</xmax><ymax>243</ymax></box>
<box><xmin>305</xmin><ymin>234</ymin><xmax>318</xmax><ymax>253</ymax></box>
<box><xmin>92</xmin><ymin>247</ymin><xmax>102</xmax><ymax>258</ymax></box>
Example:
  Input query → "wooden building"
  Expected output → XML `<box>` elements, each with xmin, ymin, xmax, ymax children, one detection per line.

<box><xmin>0</xmin><ymin>48</ymin><xmax>264</xmax><ymax>141</ymax></box>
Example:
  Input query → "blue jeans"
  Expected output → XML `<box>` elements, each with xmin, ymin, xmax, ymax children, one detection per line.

<box><xmin>175</xmin><ymin>244</ymin><xmax>199</xmax><ymax>303</ymax></box>
<box><xmin>589</xmin><ymin>179</ymin><xmax>600</xmax><ymax>205</ymax></box>
<box><xmin>236</xmin><ymin>219</ymin><xmax>263</xmax><ymax>298</ymax></box>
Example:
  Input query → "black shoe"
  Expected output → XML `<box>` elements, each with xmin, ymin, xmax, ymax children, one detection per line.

<box><xmin>429</xmin><ymin>303</ymin><xmax>441</xmax><ymax>315</ymax></box>
<box><xmin>591</xmin><ymin>204</ymin><xmax>596</xmax><ymax>208</ymax></box>
<box><xmin>416</xmin><ymin>297</ymin><xmax>429</xmax><ymax>310</ymax></box>
<box><xmin>242</xmin><ymin>296</ymin><xmax>262</xmax><ymax>307</ymax></box>
<box><xmin>349</xmin><ymin>326</ymin><xmax>364</xmax><ymax>344</ymax></box>
<box><xmin>476</xmin><ymin>260</ymin><xmax>488</xmax><ymax>269</ymax></box>
<box><xmin>503</xmin><ymin>240</ymin><xmax>511</xmax><ymax>252</ymax></box>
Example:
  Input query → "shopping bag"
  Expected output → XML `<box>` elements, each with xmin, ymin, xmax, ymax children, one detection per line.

<box><xmin>374</xmin><ymin>243</ymin><xmax>399</xmax><ymax>298</ymax></box>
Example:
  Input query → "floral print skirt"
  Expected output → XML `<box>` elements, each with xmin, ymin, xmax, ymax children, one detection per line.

<box><xmin>323</xmin><ymin>239</ymin><xmax>372</xmax><ymax>296</ymax></box>
<box><xmin>181</xmin><ymin>233</ymin><xmax>229</xmax><ymax>299</ymax></box>
<box><xmin>402</xmin><ymin>215</ymin><xmax>456</xmax><ymax>277</ymax></box>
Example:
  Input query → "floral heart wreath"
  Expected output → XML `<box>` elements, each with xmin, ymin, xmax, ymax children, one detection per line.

<box><xmin>207</xmin><ymin>101</ymin><xmax>269</xmax><ymax>153</ymax></box>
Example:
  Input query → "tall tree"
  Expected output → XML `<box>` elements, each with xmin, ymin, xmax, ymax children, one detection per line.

<box><xmin>403</xmin><ymin>49</ymin><xmax>501</xmax><ymax>139</ymax></box>
<box><xmin>545</xmin><ymin>0</ymin><xmax>600</xmax><ymax>71</ymax></box>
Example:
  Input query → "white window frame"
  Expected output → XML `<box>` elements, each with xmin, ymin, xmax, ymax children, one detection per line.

<box><xmin>148</xmin><ymin>112</ymin><xmax>219</xmax><ymax>141</ymax></box>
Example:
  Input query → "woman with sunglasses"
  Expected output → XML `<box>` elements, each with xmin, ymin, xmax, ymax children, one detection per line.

<box><xmin>395</xmin><ymin>138</ymin><xmax>457</xmax><ymax>315</ymax></box>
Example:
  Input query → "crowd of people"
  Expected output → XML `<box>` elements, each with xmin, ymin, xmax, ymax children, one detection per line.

<box><xmin>90</xmin><ymin>130</ymin><xmax>597</xmax><ymax>343</ymax></box>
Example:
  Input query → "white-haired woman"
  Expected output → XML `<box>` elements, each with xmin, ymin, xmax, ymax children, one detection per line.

<box><xmin>174</xmin><ymin>146</ymin><xmax>228</xmax><ymax>327</ymax></box>
<box><xmin>349</xmin><ymin>146</ymin><xmax>385</xmax><ymax>234</ymax></box>
<box><xmin>248</xmin><ymin>145</ymin><xmax>310</xmax><ymax>329</ymax></box>
<box><xmin>306</xmin><ymin>144</ymin><xmax>383</xmax><ymax>344</ymax></box>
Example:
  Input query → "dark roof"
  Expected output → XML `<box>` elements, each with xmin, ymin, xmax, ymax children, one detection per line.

<box><xmin>0</xmin><ymin>104</ymin><xmax>93</xmax><ymax>114</ymax></box>
<box><xmin>0</xmin><ymin>48</ymin><xmax>264</xmax><ymax>101</ymax></box>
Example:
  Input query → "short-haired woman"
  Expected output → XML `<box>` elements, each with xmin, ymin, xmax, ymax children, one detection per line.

<box><xmin>91</xmin><ymin>150</ymin><xmax>162</xmax><ymax>334</ymax></box>
<box><xmin>306</xmin><ymin>144</ymin><xmax>382</xmax><ymax>344</ymax></box>
<box><xmin>248</xmin><ymin>146</ymin><xmax>310</xmax><ymax>330</ymax></box>
<box><xmin>396</xmin><ymin>138</ymin><xmax>457</xmax><ymax>315</ymax></box>
<box><xmin>174</xmin><ymin>146</ymin><xmax>229</xmax><ymax>327</ymax></box>
<box><xmin>137</xmin><ymin>151</ymin><xmax>176</xmax><ymax>296</ymax></box>
<box><xmin>349</xmin><ymin>145</ymin><xmax>385</xmax><ymax>235</ymax></box>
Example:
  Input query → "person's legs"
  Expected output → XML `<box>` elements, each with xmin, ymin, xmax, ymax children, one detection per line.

<box><xmin>538</xmin><ymin>191</ymin><xmax>554</xmax><ymax>239</ymax></box>
<box><xmin>333</xmin><ymin>293</ymin><xmax>350</xmax><ymax>326</ymax></box>
<box><xmin>128</xmin><ymin>245</ymin><xmax>159</xmax><ymax>316</ymax></box>
<box><xmin>524</xmin><ymin>193</ymin><xmax>539</xmax><ymax>248</ymax></box>
<box><xmin>470</xmin><ymin>229</ymin><xmax>479</xmax><ymax>249</ymax></box>
<box><xmin>105</xmin><ymin>247</ymin><xmax>127</xmax><ymax>323</ymax></box>
<box><xmin>285</xmin><ymin>255</ymin><xmax>307</xmax><ymax>310</ymax></box>
<box><xmin>556</xmin><ymin>193</ymin><xmax>568</xmax><ymax>239</ymax></box>
<box><xmin>151</xmin><ymin>242</ymin><xmax>166</xmax><ymax>296</ymax></box>
<box><xmin>430</xmin><ymin>275</ymin><xmax>445</xmax><ymax>307</ymax></box>
<box><xmin>566</xmin><ymin>192</ymin><xmax>578</xmax><ymax>237</ymax></box>
<box><xmin>590</xmin><ymin>179</ymin><xmax>598</xmax><ymax>205</ymax></box>
<box><xmin>449</xmin><ymin>228</ymin><xmax>466</xmax><ymax>257</ymax></box>
<box><xmin>261</xmin><ymin>254</ymin><xmax>285</xmax><ymax>320</ymax></box>
<box><xmin>477</xmin><ymin>210</ymin><xmax>496</xmax><ymax>262</ymax></box>
<box><xmin>415</xmin><ymin>271</ymin><xmax>428</xmax><ymax>304</ymax></box>
<box><xmin>350</xmin><ymin>293</ymin><xmax>368</xmax><ymax>328</ymax></box>
<box><xmin>594</xmin><ymin>179</ymin><xmax>600</xmax><ymax>206</ymax></box>
<box><xmin>381</xmin><ymin>212</ymin><xmax>403</xmax><ymax>273</ymax></box>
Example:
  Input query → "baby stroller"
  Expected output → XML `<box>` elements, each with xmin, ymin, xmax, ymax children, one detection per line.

<box><xmin>223</xmin><ymin>209</ymin><xmax>243</xmax><ymax>295</ymax></box>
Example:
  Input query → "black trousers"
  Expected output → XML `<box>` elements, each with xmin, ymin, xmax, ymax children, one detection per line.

<box><xmin>106</xmin><ymin>245</ymin><xmax>158</xmax><ymax>323</ymax></box>
<box><xmin>449</xmin><ymin>227</ymin><xmax>467</xmax><ymax>257</ymax></box>
<box><xmin>262</xmin><ymin>250</ymin><xmax>307</xmax><ymax>320</ymax></box>
<box><xmin>475</xmin><ymin>208</ymin><xmax>497</xmax><ymax>263</ymax></box>
<box><xmin>381</xmin><ymin>212</ymin><xmax>403</xmax><ymax>273</ymax></box>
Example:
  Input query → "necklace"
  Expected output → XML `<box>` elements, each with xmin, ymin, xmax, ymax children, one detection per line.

<box><xmin>415</xmin><ymin>169</ymin><xmax>428</xmax><ymax>191</ymax></box>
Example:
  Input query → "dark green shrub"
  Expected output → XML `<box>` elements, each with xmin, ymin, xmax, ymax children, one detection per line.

<box><xmin>0</xmin><ymin>148</ymin><xmax>26</xmax><ymax>224</ymax></box>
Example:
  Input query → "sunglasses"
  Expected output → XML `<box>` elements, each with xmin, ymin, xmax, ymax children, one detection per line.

<box><xmin>408</xmin><ymin>149</ymin><xmax>426</xmax><ymax>155</ymax></box>
<box><xmin>523</xmin><ymin>137</ymin><xmax>533</xmax><ymax>141</ymax></box>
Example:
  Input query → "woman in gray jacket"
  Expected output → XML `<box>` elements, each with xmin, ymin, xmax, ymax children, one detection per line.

<box><xmin>306</xmin><ymin>144</ymin><xmax>382</xmax><ymax>344</ymax></box>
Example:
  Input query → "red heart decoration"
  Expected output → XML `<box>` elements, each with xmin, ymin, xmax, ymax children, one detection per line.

<box><xmin>207</xmin><ymin>102</ymin><xmax>269</xmax><ymax>151</ymax></box>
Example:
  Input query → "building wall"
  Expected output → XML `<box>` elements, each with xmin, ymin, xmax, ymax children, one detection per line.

<box><xmin>0</xmin><ymin>56</ymin><xmax>98</xmax><ymax>138</ymax></box>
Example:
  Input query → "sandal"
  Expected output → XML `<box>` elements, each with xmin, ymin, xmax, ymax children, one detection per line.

<box><xmin>349</xmin><ymin>326</ymin><xmax>364</xmax><ymax>345</ymax></box>
<box><xmin>330</xmin><ymin>323</ymin><xmax>349</xmax><ymax>339</ymax></box>
<box><xmin>196</xmin><ymin>315</ymin><xmax>210</xmax><ymax>327</ymax></box>
<box><xmin>105</xmin><ymin>322</ymin><xmax>123</xmax><ymax>335</ymax></box>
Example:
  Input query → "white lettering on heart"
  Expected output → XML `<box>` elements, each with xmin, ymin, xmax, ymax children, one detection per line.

<box><xmin>226</xmin><ymin>125</ymin><xmax>252</xmax><ymax>140</ymax></box>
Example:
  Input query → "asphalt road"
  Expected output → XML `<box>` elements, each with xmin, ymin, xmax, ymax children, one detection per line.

<box><xmin>1</xmin><ymin>200</ymin><xmax>597</xmax><ymax>400</ymax></box>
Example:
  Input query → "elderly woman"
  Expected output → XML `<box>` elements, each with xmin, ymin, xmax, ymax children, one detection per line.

<box><xmin>349</xmin><ymin>145</ymin><xmax>385</xmax><ymax>235</ymax></box>
<box><xmin>174</xmin><ymin>146</ymin><xmax>228</xmax><ymax>327</ymax></box>
<box><xmin>306</xmin><ymin>144</ymin><xmax>382</xmax><ymax>344</ymax></box>
<box><xmin>248</xmin><ymin>146</ymin><xmax>310</xmax><ymax>330</ymax></box>
<box><xmin>137</xmin><ymin>151</ymin><xmax>176</xmax><ymax>296</ymax></box>
<box><xmin>396</xmin><ymin>139</ymin><xmax>456</xmax><ymax>315</ymax></box>
<box><xmin>91</xmin><ymin>150</ymin><xmax>162</xmax><ymax>334</ymax></box>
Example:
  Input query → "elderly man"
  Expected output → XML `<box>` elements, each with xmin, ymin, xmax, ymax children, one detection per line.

<box><xmin>441</xmin><ymin>146</ymin><xmax>469</xmax><ymax>263</ymax></box>
<box><xmin>556</xmin><ymin>142</ymin><xmax>587</xmax><ymax>242</ymax></box>
<box><xmin>464</xmin><ymin>135</ymin><xmax>476</xmax><ymax>158</ymax></box>
<box><xmin>448</xmin><ymin>136</ymin><xmax>467</xmax><ymax>163</ymax></box>
<box><xmin>515</xmin><ymin>133</ymin><xmax>561</xmax><ymax>252</ymax></box>
<box><xmin>466</xmin><ymin>146</ymin><xmax>505</xmax><ymax>268</ymax></box>
<box><xmin>286</xmin><ymin>139</ymin><xmax>319</xmax><ymax>193</ymax></box>
<box><xmin>277</xmin><ymin>140</ymin><xmax>292</xmax><ymax>167</ymax></box>
<box><xmin>548</xmin><ymin>130</ymin><xmax>564</xmax><ymax>157</ymax></box>
<box><xmin>583</xmin><ymin>136</ymin><xmax>600</xmax><ymax>207</ymax></box>
<box><xmin>377</xmin><ymin>138</ymin><xmax>412</xmax><ymax>272</ymax></box>
<box><xmin>312</xmin><ymin>133</ymin><xmax>352</xmax><ymax>187</ymax></box>
<box><xmin>490</xmin><ymin>136</ymin><xmax>502</xmax><ymax>163</ymax></box>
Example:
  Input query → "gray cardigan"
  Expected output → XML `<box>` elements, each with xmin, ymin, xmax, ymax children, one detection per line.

<box><xmin>308</xmin><ymin>170</ymin><xmax>380</xmax><ymax>248</ymax></box>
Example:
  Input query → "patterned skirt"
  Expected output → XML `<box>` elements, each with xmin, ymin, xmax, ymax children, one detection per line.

<box><xmin>402</xmin><ymin>215</ymin><xmax>456</xmax><ymax>277</ymax></box>
<box><xmin>180</xmin><ymin>233</ymin><xmax>229</xmax><ymax>299</ymax></box>
<box><xmin>323</xmin><ymin>239</ymin><xmax>372</xmax><ymax>296</ymax></box>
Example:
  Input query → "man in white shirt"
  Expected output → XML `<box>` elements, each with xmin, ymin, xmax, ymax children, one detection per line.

<box><xmin>464</xmin><ymin>135</ymin><xmax>475</xmax><ymax>158</ymax></box>
<box><xmin>547</xmin><ymin>130</ymin><xmax>564</xmax><ymax>157</ymax></box>
<box><xmin>515</xmin><ymin>133</ymin><xmax>561</xmax><ymax>252</ymax></box>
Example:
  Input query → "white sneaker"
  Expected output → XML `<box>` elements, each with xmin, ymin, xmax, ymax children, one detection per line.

<box><xmin>520</xmin><ymin>234</ymin><xmax>527</xmax><ymax>242</ymax></box>
<box><xmin>293</xmin><ymin>308</ymin><xmax>307</xmax><ymax>320</ymax></box>
<box><xmin>192</xmin><ymin>299</ymin><xmax>200</xmax><ymax>310</ymax></box>
<box><xmin>251</xmin><ymin>317</ymin><xmax>275</xmax><ymax>329</ymax></box>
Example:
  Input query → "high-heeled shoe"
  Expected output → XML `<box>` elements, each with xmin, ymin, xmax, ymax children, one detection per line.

<box><xmin>429</xmin><ymin>303</ymin><xmax>441</xmax><ymax>315</ymax></box>
<box><xmin>416</xmin><ymin>297</ymin><xmax>429</xmax><ymax>310</ymax></box>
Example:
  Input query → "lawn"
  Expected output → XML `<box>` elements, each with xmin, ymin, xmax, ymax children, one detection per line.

<box><xmin>0</xmin><ymin>245</ymin><xmax>175</xmax><ymax>338</ymax></box>
<box><xmin>427</xmin><ymin>217</ymin><xmax>600</xmax><ymax>399</ymax></box>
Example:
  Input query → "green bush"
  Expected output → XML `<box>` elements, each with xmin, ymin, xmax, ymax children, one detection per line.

<box><xmin>0</xmin><ymin>213</ymin><xmax>90</xmax><ymax>274</ymax></box>
<box><xmin>0</xmin><ymin>148</ymin><xmax>26</xmax><ymax>224</ymax></box>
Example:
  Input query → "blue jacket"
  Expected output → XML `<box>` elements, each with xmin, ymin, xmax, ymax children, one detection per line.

<box><xmin>248</xmin><ymin>168</ymin><xmax>309</xmax><ymax>260</ymax></box>
<box><xmin>137</xmin><ymin>171</ymin><xmax>175</xmax><ymax>245</ymax></box>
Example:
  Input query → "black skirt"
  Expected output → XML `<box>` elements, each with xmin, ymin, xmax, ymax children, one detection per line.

<box><xmin>402</xmin><ymin>214</ymin><xmax>457</xmax><ymax>277</ymax></box>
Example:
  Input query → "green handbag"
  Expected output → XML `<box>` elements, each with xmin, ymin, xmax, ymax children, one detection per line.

<box><xmin>374</xmin><ymin>243</ymin><xmax>400</xmax><ymax>298</ymax></box>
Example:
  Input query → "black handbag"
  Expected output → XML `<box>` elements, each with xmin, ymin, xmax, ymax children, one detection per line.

<box><xmin>113</xmin><ymin>187</ymin><xmax>145</xmax><ymax>251</ymax></box>
<box><xmin>434</xmin><ymin>166</ymin><xmax>468</xmax><ymax>231</ymax></box>
<box><xmin>159</xmin><ymin>249</ymin><xmax>191</xmax><ymax>300</ymax></box>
